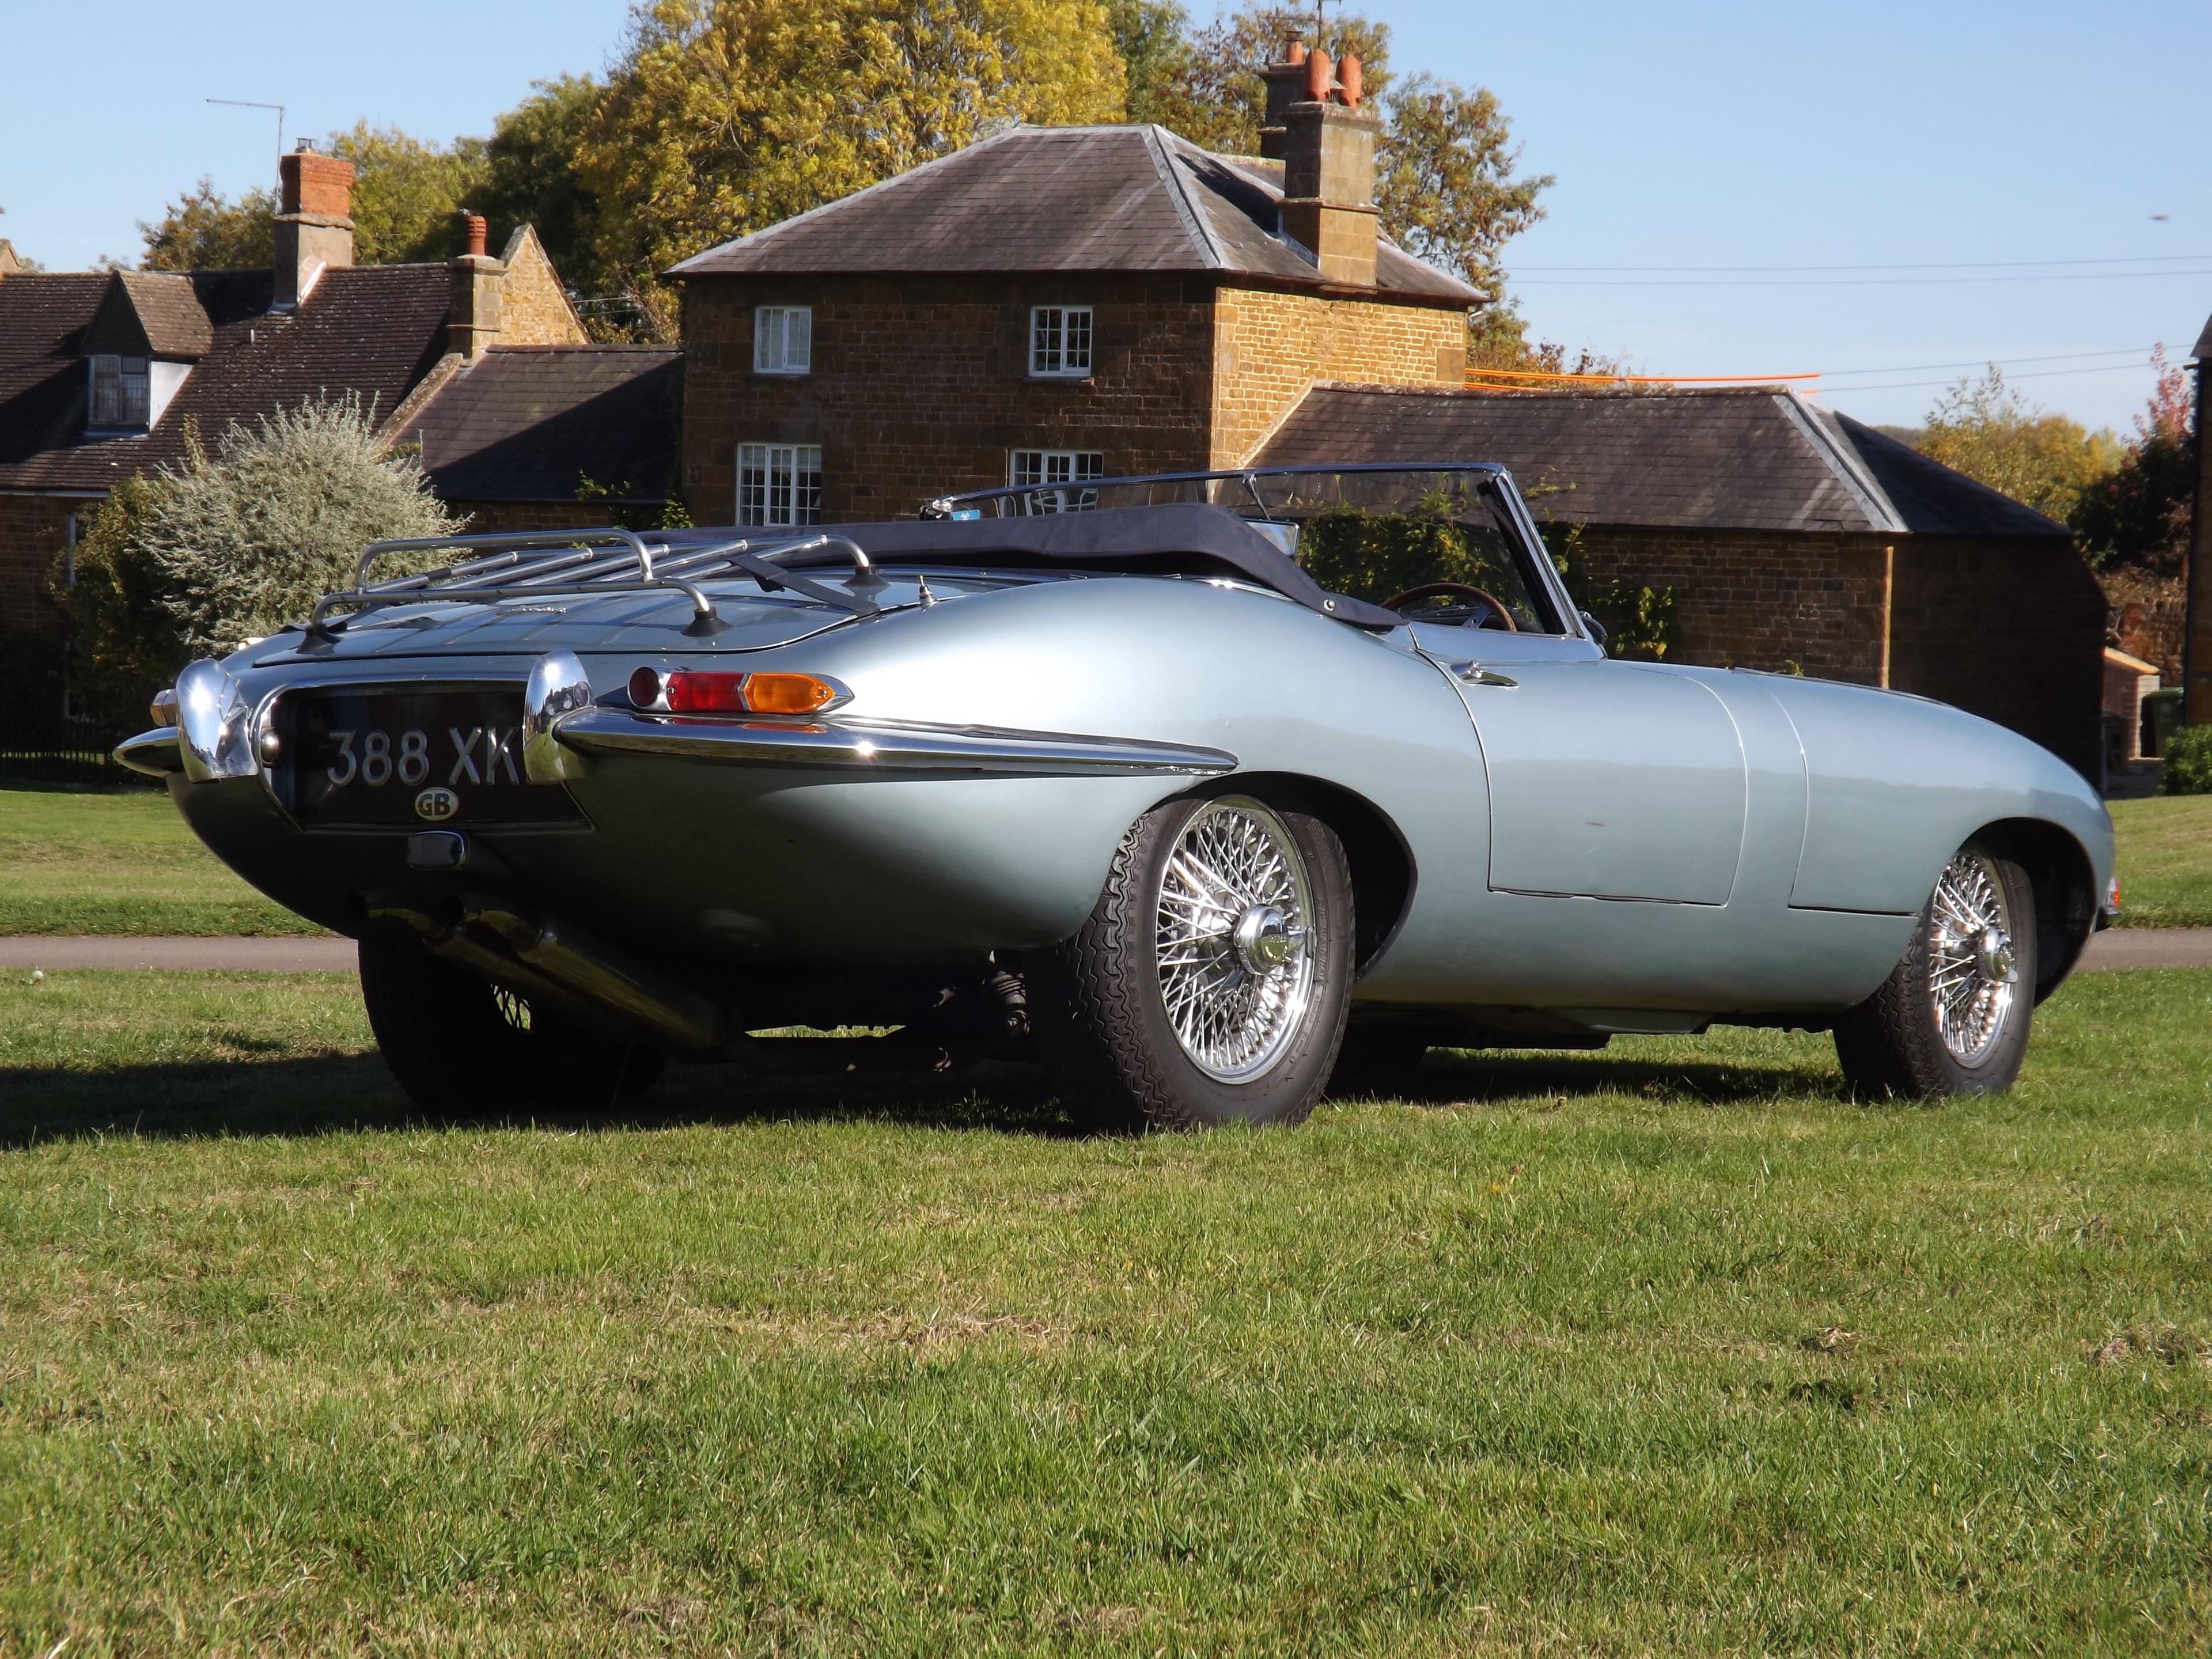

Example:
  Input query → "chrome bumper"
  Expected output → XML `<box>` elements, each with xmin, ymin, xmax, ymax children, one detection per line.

<box><xmin>114</xmin><ymin>726</ymin><xmax>186</xmax><ymax>777</ymax></box>
<box><xmin>551</xmin><ymin>709</ymin><xmax>1237</xmax><ymax>777</ymax></box>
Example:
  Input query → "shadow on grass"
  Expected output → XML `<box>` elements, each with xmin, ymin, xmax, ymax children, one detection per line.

<box><xmin>0</xmin><ymin>1052</ymin><xmax>1081</xmax><ymax>1146</ymax></box>
<box><xmin>2</xmin><ymin>1038</ymin><xmax>1846</xmax><ymax>1146</ymax></box>
<box><xmin>1327</xmin><ymin>1044</ymin><xmax>1849</xmax><ymax>1111</ymax></box>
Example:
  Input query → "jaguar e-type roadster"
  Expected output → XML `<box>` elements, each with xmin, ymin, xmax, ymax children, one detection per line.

<box><xmin>120</xmin><ymin>464</ymin><xmax>2116</xmax><ymax>1128</ymax></box>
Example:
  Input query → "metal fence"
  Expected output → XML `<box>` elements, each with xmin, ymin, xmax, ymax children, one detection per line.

<box><xmin>0</xmin><ymin>717</ymin><xmax>147</xmax><ymax>789</ymax></box>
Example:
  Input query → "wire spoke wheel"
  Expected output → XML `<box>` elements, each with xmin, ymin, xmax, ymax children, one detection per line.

<box><xmin>1925</xmin><ymin>849</ymin><xmax>2020</xmax><ymax>1066</ymax></box>
<box><xmin>1153</xmin><ymin>798</ymin><xmax>1316</xmax><ymax>1083</ymax></box>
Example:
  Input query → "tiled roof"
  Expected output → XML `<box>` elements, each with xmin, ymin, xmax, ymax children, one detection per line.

<box><xmin>403</xmin><ymin>346</ymin><xmax>683</xmax><ymax>503</ymax></box>
<box><xmin>0</xmin><ymin>264</ymin><xmax>451</xmax><ymax>493</ymax></box>
<box><xmin>1253</xmin><ymin>384</ymin><xmax>2070</xmax><ymax>538</ymax></box>
<box><xmin>671</xmin><ymin>124</ymin><xmax>1480</xmax><ymax>304</ymax></box>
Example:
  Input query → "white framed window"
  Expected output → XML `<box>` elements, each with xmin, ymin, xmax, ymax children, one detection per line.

<box><xmin>738</xmin><ymin>443</ymin><xmax>822</xmax><ymax>526</ymax></box>
<box><xmin>89</xmin><ymin>354</ymin><xmax>150</xmax><ymax>427</ymax></box>
<box><xmin>753</xmin><ymin>306</ymin><xmax>812</xmax><ymax>374</ymax></box>
<box><xmin>1008</xmin><ymin>449</ymin><xmax>1104</xmax><ymax>513</ymax></box>
<box><xmin>1029</xmin><ymin>306</ymin><xmax>1092</xmax><ymax>377</ymax></box>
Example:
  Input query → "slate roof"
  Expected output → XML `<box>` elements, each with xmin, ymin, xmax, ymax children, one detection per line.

<box><xmin>671</xmin><ymin>124</ymin><xmax>1480</xmax><ymax>304</ymax></box>
<box><xmin>0</xmin><ymin>264</ymin><xmax>451</xmax><ymax>493</ymax></box>
<box><xmin>402</xmin><ymin>346</ymin><xmax>683</xmax><ymax>503</ymax></box>
<box><xmin>1253</xmin><ymin>384</ymin><xmax>2070</xmax><ymax>538</ymax></box>
<box><xmin>2194</xmin><ymin>312</ymin><xmax>2212</xmax><ymax>361</ymax></box>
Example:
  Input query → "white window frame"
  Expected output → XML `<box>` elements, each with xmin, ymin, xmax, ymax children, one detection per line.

<box><xmin>1029</xmin><ymin>306</ymin><xmax>1093</xmax><ymax>378</ymax></box>
<box><xmin>737</xmin><ymin>442</ymin><xmax>823</xmax><ymax>527</ymax></box>
<box><xmin>1007</xmin><ymin>448</ymin><xmax>1104</xmax><ymax>513</ymax></box>
<box><xmin>88</xmin><ymin>353</ymin><xmax>150</xmax><ymax>429</ymax></box>
<box><xmin>753</xmin><ymin>306</ymin><xmax>812</xmax><ymax>375</ymax></box>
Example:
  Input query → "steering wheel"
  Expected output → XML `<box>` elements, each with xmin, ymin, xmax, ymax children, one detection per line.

<box><xmin>1379</xmin><ymin>581</ymin><xmax>1519</xmax><ymax>632</ymax></box>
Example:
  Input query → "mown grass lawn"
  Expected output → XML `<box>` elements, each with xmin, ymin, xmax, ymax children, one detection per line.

<box><xmin>3</xmin><ymin>966</ymin><xmax>2209</xmax><ymax>1654</ymax></box>
<box><xmin>2109</xmin><ymin>795</ymin><xmax>2212</xmax><ymax>928</ymax></box>
<box><xmin>0</xmin><ymin>786</ymin><xmax>323</xmax><ymax>937</ymax></box>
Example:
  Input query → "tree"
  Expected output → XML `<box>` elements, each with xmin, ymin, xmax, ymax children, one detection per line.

<box><xmin>137</xmin><ymin>127</ymin><xmax>492</xmax><ymax>271</ymax></box>
<box><xmin>579</xmin><ymin>0</ymin><xmax>1126</xmax><ymax>323</ymax></box>
<box><xmin>1375</xmin><ymin>74</ymin><xmax>1547</xmax><ymax>294</ymax></box>
<box><xmin>327</xmin><ymin>124</ymin><xmax>491</xmax><ymax>264</ymax></box>
<box><xmin>2071</xmin><ymin>347</ymin><xmax>2196</xmax><ymax>576</ymax></box>
<box><xmin>1915</xmin><ymin>366</ymin><xmax>2121</xmax><ymax>522</ymax></box>
<box><xmin>139</xmin><ymin>177</ymin><xmax>275</xmax><ymax>271</ymax></box>
<box><xmin>54</xmin><ymin>397</ymin><xmax>460</xmax><ymax>724</ymax></box>
<box><xmin>478</xmin><ymin>77</ymin><xmax>615</xmax><ymax>301</ymax></box>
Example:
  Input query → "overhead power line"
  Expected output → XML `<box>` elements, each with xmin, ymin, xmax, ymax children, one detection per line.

<box><xmin>1514</xmin><ymin>253</ymin><xmax>2212</xmax><ymax>274</ymax></box>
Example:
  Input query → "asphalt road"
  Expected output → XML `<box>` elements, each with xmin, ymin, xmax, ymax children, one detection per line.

<box><xmin>1</xmin><ymin>931</ymin><xmax>2207</xmax><ymax>974</ymax></box>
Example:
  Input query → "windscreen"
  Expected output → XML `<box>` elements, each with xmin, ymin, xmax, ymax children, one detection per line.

<box><xmin>935</xmin><ymin>465</ymin><xmax>1567</xmax><ymax>634</ymax></box>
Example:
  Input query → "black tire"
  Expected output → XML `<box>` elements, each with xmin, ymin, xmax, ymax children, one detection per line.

<box><xmin>358</xmin><ymin>927</ymin><xmax>665</xmax><ymax>1115</ymax></box>
<box><xmin>1833</xmin><ymin>842</ymin><xmax>2037</xmax><ymax>1099</ymax></box>
<box><xmin>1028</xmin><ymin>794</ymin><xmax>1354</xmax><ymax>1131</ymax></box>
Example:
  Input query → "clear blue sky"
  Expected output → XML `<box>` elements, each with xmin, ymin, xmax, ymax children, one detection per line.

<box><xmin>5</xmin><ymin>1</ymin><xmax>2206</xmax><ymax>431</ymax></box>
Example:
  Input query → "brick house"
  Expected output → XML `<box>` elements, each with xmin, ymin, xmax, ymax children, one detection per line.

<box><xmin>2186</xmin><ymin>313</ymin><xmax>2212</xmax><ymax>723</ymax></box>
<box><xmin>0</xmin><ymin>145</ymin><xmax>585</xmax><ymax>715</ymax></box>
<box><xmin>1255</xmin><ymin>384</ymin><xmax>2106</xmax><ymax>778</ymax></box>
<box><xmin>667</xmin><ymin>47</ymin><xmax>1476</xmax><ymax>525</ymax></box>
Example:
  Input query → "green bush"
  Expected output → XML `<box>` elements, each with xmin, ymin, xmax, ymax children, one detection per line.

<box><xmin>2158</xmin><ymin>724</ymin><xmax>2212</xmax><ymax>796</ymax></box>
<box><xmin>52</xmin><ymin>396</ymin><xmax>459</xmax><ymax>728</ymax></box>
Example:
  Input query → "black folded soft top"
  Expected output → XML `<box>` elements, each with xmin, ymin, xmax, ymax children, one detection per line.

<box><xmin>657</xmin><ymin>505</ymin><xmax>1400</xmax><ymax>630</ymax></box>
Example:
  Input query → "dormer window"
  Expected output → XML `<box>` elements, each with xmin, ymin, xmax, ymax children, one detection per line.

<box><xmin>89</xmin><ymin>354</ymin><xmax>150</xmax><ymax>428</ymax></box>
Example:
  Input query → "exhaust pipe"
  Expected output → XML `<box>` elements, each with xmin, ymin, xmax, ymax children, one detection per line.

<box><xmin>366</xmin><ymin>893</ymin><xmax>729</xmax><ymax>1057</ymax></box>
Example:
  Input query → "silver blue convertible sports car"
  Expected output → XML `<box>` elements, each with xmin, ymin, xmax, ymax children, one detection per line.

<box><xmin>120</xmin><ymin>464</ymin><xmax>2116</xmax><ymax>1128</ymax></box>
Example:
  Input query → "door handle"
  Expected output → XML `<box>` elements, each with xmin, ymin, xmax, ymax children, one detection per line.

<box><xmin>1453</xmin><ymin>662</ymin><xmax>1517</xmax><ymax>687</ymax></box>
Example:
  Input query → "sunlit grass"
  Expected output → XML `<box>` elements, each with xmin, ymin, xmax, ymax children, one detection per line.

<box><xmin>3</xmin><ymin>967</ymin><xmax>2209</xmax><ymax>1653</ymax></box>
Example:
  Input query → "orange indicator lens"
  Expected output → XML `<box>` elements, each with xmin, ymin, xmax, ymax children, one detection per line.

<box><xmin>742</xmin><ymin>672</ymin><xmax>839</xmax><ymax>714</ymax></box>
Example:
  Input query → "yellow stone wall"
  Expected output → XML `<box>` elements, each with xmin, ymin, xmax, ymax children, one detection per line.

<box><xmin>495</xmin><ymin>226</ymin><xmax>587</xmax><ymax>346</ymax></box>
<box><xmin>1209</xmin><ymin>287</ymin><xmax>1466</xmax><ymax>468</ymax></box>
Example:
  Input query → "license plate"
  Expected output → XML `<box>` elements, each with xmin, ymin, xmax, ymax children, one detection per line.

<box><xmin>275</xmin><ymin>685</ymin><xmax>586</xmax><ymax>829</ymax></box>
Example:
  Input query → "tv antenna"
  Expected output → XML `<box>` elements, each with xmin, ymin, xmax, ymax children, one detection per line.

<box><xmin>207</xmin><ymin>98</ymin><xmax>286</xmax><ymax>165</ymax></box>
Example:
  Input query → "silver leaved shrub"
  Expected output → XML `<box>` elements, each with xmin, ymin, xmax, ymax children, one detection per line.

<box><xmin>146</xmin><ymin>393</ymin><xmax>460</xmax><ymax>656</ymax></box>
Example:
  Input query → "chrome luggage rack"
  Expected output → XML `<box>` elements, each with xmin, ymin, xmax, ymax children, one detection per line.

<box><xmin>304</xmin><ymin>527</ymin><xmax>883</xmax><ymax>642</ymax></box>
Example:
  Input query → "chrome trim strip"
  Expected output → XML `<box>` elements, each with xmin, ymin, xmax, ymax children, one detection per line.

<box><xmin>552</xmin><ymin>709</ymin><xmax>1237</xmax><ymax>777</ymax></box>
<box><xmin>114</xmin><ymin>726</ymin><xmax>186</xmax><ymax>778</ymax></box>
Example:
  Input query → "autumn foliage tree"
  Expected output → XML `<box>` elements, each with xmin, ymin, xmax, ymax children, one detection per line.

<box><xmin>578</xmin><ymin>0</ymin><xmax>1126</xmax><ymax>325</ymax></box>
<box><xmin>1914</xmin><ymin>366</ymin><xmax>2122</xmax><ymax>522</ymax></box>
<box><xmin>2071</xmin><ymin>348</ymin><xmax>2195</xmax><ymax>576</ymax></box>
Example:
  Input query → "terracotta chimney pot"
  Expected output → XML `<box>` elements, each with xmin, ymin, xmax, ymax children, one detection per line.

<box><xmin>1338</xmin><ymin>55</ymin><xmax>1363</xmax><ymax>108</ymax></box>
<box><xmin>464</xmin><ymin>214</ymin><xmax>488</xmax><ymax>257</ymax></box>
<box><xmin>1286</xmin><ymin>37</ymin><xmax>1306</xmax><ymax>63</ymax></box>
<box><xmin>1305</xmin><ymin>47</ymin><xmax>1333</xmax><ymax>102</ymax></box>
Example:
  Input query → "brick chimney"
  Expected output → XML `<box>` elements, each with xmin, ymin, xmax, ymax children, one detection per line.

<box><xmin>272</xmin><ymin>142</ymin><xmax>354</xmax><ymax>310</ymax></box>
<box><xmin>447</xmin><ymin>213</ymin><xmax>505</xmax><ymax>359</ymax></box>
<box><xmin>1274</xmin><ymin>44</ymin><xmax>1385</xmax><ymax>287</ymax></box>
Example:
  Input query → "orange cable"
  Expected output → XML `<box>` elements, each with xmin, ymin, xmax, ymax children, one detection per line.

<box><xmin>1465</xmin><ymin>367</ymin><xmax>1821</xmax><ymax>384</ymax></box>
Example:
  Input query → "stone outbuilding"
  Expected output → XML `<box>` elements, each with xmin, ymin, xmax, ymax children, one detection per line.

<box><xmin>0</xmin><ymin>145</ymin><xmax>585</xmax><ymax>715</ymax></box>
<box><xmin>1256</xmin><ymin>384</ymin><xmax>2106</xmax><ymax>779</ymax></box>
